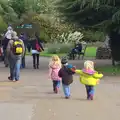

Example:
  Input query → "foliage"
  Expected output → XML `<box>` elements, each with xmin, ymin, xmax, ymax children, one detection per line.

<box><xmin>9</xmin><ymin>0</ymin><xmax>27</xmax><ymax>19</ymax></box>
<box><xmin>57</xmin><ymin>0</ymin><xmax>120</xmax><ymax>31</ymax></box>
<box><xmin>47</xmin><ymin>43</ymin><xmax>73</xmax><ymax>54</ymax></box>
<box><xmin>33</xmin><ymin>14</ymin><xmax>73</xmax><ymax>41</ymax></box>
<box><xmin>25</xmin><ymin>0</ymin><xmax>58</xmax><ymax>15</ymax></box>
<box><xmin>0</xmin><ymin>16</ymin><xmax>7</xmax><ymax>32</ymax></box>
<box><xmin>0</xmin><ymin>1</ymin><xmax>18</xmax><ymax>24</ymax></box>
<box><xmin>82</xmin><ymin>30</ymin><xmax>105</xmax><ymax>42</ymax></box>
<box><xmin>56</xmin><ymin>31</ymin><xmax>84</xmax><ymax>43</ymax></box>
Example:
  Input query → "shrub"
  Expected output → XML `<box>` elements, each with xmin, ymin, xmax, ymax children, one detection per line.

<box><xmin>82</xmin><ymin>30</ymin><xmax>105</xmax><ymax>42</ymax></box>
<box><xmin>56</xmin><ymin>31</ymin><xmax>84</xmax><ymax>43</ymax></box>
<box><xmin>0</xmin><ymin>16</ymin><xmax>7</xmax><ymax>32</ymax></box>
<box><xmin>47</xmin><ymin>43</ymin><xmax>73</xmax><ymax>54</ymax></box>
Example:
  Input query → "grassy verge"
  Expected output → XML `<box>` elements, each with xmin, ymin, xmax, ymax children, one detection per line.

<box><xmin>96</xmin><ymin>65</ymin><xmax>120</xmax><ymax>75</ymax></box>
<box><xmin>26</xmin><ymin>47</ymin><xmax>97</xmax><ymax>57</ymax></box>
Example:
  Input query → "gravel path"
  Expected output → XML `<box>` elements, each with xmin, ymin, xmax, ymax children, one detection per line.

<box><xmin>0</xmin><ymin>56</ymin><xmax>119</xmax><ymax>120</ymax></box>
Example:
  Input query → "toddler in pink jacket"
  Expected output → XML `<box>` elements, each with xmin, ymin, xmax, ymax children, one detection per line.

<box><xmin>49</xmin><ymin>55</ymin><xmax>61</xmax><ymax>93</ymax></box>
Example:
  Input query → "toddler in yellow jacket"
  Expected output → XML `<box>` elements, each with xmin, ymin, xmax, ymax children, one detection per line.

<box><xmin>75</xmin><ymin>60</ymin><xmax>103</xmax><ymax>100</ymax></box>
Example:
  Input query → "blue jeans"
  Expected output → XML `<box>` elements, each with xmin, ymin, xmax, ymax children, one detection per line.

<box><xmin>53</xmin><ymin>81</ymin><xmax>60</xmax><ymax>91</ymax></box>
<box><xmin>62</xmin><ymin>84</ymin><xmax>70</xmax><ymax>97</ymax></box>
<box><xmin>85</xmin><ymin>85</ymin><xmax>95</xmax><ymax>98</ymax></box>
<box><xmin>9</xmin><ymin>56</ymin><xmax>21</xmax><ymax>80</ymax></box>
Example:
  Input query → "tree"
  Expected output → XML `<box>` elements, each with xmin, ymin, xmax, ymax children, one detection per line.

<box><xmin>0</xmin><ymin>1</ymin><xmax>18</xmax><ymax>24</ymax></box>
<box><xmin>57</xmin><ymin>0</ymin><xmax>120</xmax><ymax>30</ymax></box>
<box><xmin>9</xmin><ymin>0</ymin><xmax>27</xmax><ymax>19</ymax></box>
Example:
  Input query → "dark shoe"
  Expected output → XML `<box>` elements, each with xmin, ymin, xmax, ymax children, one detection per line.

<box><xmin>90</xmin><ymin>95</ymin><xmax>93</xmax><ymax>100</ymax></box>
<box><xmin>87</xmin><ymin>95</ymin><xmax>89</xmax><ymax>100</ymax></box>
<box><xmin>53</xmin><ymin>87</ymin><xmax>55</xmax><ymax>92</ymax></box>
<box><xmin>33</xmin><ymin>65</ymin><xmax>36</xmax><ymax>69</ymax></box>
<box><xmin>8</xmin><ymin>76</ymin><xmax>13</xmax><ymax>81</ymax></box>
<box><xmin>5</xmin><ymin>64</ymin><xmax>8</xmax><ymax>67</ymax></box>
<box><xmin>37</xmin><ymin>66</ymin><xmax>39</xmax><ymax>69</ymax></box>
<box><xmin>65</xmin><ymin>96</ymin><xmax>70</xmax><ymax>99</ymax></box>
<box><xmin>55</xmin><ymin>87</ymin><xmax>58</xmax><ymax>94</ymax></box>
<box><xmin>15</xmin><ymin>80</ymin><xmax>19</xmax><ymax>82</ymax></box>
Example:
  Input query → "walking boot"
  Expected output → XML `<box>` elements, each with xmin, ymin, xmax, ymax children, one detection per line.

<box><xmin>37</xmin><ymin>65</ymin><xmax>39</xmax><ymax>69</ymax></box>
<box><xmin>33</xmin><ymin>65</ymin><xmax>36</xmax><ymax>69</ymax></box>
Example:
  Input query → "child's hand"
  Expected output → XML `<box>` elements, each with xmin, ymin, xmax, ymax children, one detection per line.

<box><xmin>96</xmin><ymin>79</ymin><xmax>100</xmax><ymax>84</ymax></box>
<box><xmin>71</xmin><ymin>67</ymin><xmax>76</xmax><ymax>72</ymax></box>
<box><xmin>48</xmin><ymin>76</ymin><xmax>51</xmax><ymax>80</ymax></box>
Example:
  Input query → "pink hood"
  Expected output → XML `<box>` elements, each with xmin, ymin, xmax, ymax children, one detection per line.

<box><xmin>49</xmin><ymin>64</ymin><xmax>61</xmax><ymax>81</ymax></box>
<box><xmin>82</xmin><ymin>69</ymin><xmax>95</xmax><ymax>75</ymax></box>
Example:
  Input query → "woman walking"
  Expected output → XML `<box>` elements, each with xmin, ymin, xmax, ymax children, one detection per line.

<box><xmin>30</xmin><ymin>34</ymin><xmax>44</xmax><ymax>69</ymax></box>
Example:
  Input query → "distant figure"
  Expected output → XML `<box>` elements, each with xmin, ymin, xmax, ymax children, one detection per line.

<box><xmin>30</xmin><ymin>34</ymin><xmax>44</xmax><ymax>69</ymax></box>
<box><xmin>7</xmin><ymin>31</ymin><xmax>25</xmax><ymax>81</ymax></box>
<box><xmin>27</xmin><ymin>42</ymin><xmax>31</xmax><ymax>53</ymax></box>
<box><xmin>3</xmin><ymin>26</ymin><xmax>13</xmax><ymax>67</ymax></box>
<box><xmin>19</xmin><ymin>33</ymin><xmax>27</xmax><ymax>68</ymax></box>
<box><xmin>73</xmin><ymin>43</ymin><xmax>82</xmax><ymax>53</ymax></box>
<box><xmin>69</xmin><ymin>42</ymin><xmax>82</xmax><ymax>60</ymax></box>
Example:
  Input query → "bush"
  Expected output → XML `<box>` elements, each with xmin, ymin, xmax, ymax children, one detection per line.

<box><xmin>56</xmin><ymin>31</ymin><xmax>84</xmax><ymax>43</ymax></box>
<box><xmin>82</xmin><ymin>30</ymin><xmax>105</xmax><ymax>42</ymax></box>
<box><xmin>47</xmin><ymin>43</ymin><xmax>73</xmax><ymax>54</ymax></box>
<box><xmin>0</xmin><ymin>16</ymin><xmax>7</xmax><ymax>32</ymax></box>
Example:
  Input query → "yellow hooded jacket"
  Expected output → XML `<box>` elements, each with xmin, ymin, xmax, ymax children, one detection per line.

<box><xmin>75</xmin><ymin>70</ymin><xmax>103</xmax><ymax>86</ymax></box>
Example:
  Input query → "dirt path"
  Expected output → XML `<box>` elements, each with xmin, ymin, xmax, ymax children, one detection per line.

<box><xmin>0</xmin><ymin>57</ymin><xmax>119</xmax><ymax>120</ymax></box>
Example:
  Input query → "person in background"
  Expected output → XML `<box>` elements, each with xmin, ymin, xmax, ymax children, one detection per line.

<box><xmin>49</xmin><ymin>55</ymin><xmax>62</xmax><ymax>93</ymax></box>
<box><xmin>30</xmin><ymin>34</ymin><xmax>44</xmax><ymax>69</ymax></box>
<box><xmin>7</xmin><ymin>31</ymin><xmax>25</xmax><ymax>81</ymax></box>
<box><xmin>19</xmin><ymin>33</ymin><xmax>28</xmax><ymax>68</ymax></box>
<box><xmin>27</xmin><ymin>41</ymin><xmax>31</xmax><ymax>53</ymax></box>
<box><xmin>3</xmin><ymin>26</ymin><xmax>13</xmax><ymax>67</ymax></box>
<box><xmin>35</xmin><ymin>32</ymin><xmax>43</xmax><ymax>43</ymax></box>
<box><xmin>71</xmin><ymin>42</ymin><xmax>82</xmax><ymax>59</ymax></box>
<box><xmin>58</xmin><ymin>57</ymin><xmax>76</xmax><ymax>99</ymax></box>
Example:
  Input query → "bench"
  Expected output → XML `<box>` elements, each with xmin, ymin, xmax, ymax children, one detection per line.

<box><xmin>67</xmin><ymin>42</ymin><xmax>87</xmax><ymax>60</ymax></box>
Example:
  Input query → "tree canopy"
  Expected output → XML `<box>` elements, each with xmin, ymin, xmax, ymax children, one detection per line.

<box><xmin>58</xmin><ymin>0</ymin><xmax>120</xmax><ymax>30</ymax></box>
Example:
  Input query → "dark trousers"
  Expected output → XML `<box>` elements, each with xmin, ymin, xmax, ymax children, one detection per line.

<box><xmin>85</xmin><ymin>85</ymin><xmax>95</xmax><ymax>99</ymax></box>
<box><xmin>32</xmin><ymin>53</ymin><xmax>39</xmax><ymax>68</ymax></box>
<box><xmin>53</xmin><ymin>81</ymin><xmax>60</xmax><ymax>91</ymax></box>
<box><xmin>21</xmin><ymin>47</ymin><xmax>26</xmax><ymax>68</ymax></box>
<box><xmin>3</xmin><ymin>49</ymin><xmax>8</xmax><ymax>67</ymax></box>
<box><xmin>21</xmin><ymin>56</ymin><xmax>25</xmax><ymax>68</ymax></box>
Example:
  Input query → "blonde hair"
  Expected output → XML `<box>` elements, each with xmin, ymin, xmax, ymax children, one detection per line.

<box><xmin>49</xmin><ymin>55</ymin><xmax>61</xmax><ymax>67</ymax></box>
<box><xmin>84</xmin><ymin>60</ymin><xmax>94</xmax><ymax>71</ymax></box>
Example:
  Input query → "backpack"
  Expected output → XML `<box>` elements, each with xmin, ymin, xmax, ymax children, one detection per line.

<box><xmin>35</xmin><ymin>40</ymin><xmax>42</xmax><ymax>52</ymax></box>
<box><xmin>12</xmin><ymin>40</ymin><xmax>23</xmax><ymax>55</ymax></box>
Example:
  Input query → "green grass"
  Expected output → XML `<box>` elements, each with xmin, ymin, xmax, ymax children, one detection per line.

<box><xmin>96</xmin><ymin>65</ymin><xmax>120</xmax><ymax>75</ymax></box>
<box><xmin>26</xmin><ymin>46</ymin><xmax>97</xmax><ymax>57</ymax></box>
<box><xmin>85</xmin><ymin>47</ymin><xmax>97</xmax><ymax>57</ymax></box>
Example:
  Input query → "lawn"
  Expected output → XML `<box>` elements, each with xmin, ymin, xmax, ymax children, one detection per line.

<box><xmin>39</xmin><ymin>46</ymin><xmax>97</xmax><ymax>57</ymax></box>
<box><xmin>96</xmin><ymin>65</ymin><xmax>120</xmax><ymax>75</ymax></box>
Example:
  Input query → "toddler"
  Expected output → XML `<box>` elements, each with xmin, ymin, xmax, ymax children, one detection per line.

<box><xmin>75</xmin><ymin>60</ymin><xmax>103</xmax><ymax>100</ymax></box>
<box><xmin>49</xmin><ymin>55</ymin><xmax>61</xmax><ymax>93</ymax></box>
<box><xmin>58</xmin><ymin>57</ymin><xmax>75</xmax><ymax>99</ymax></box>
